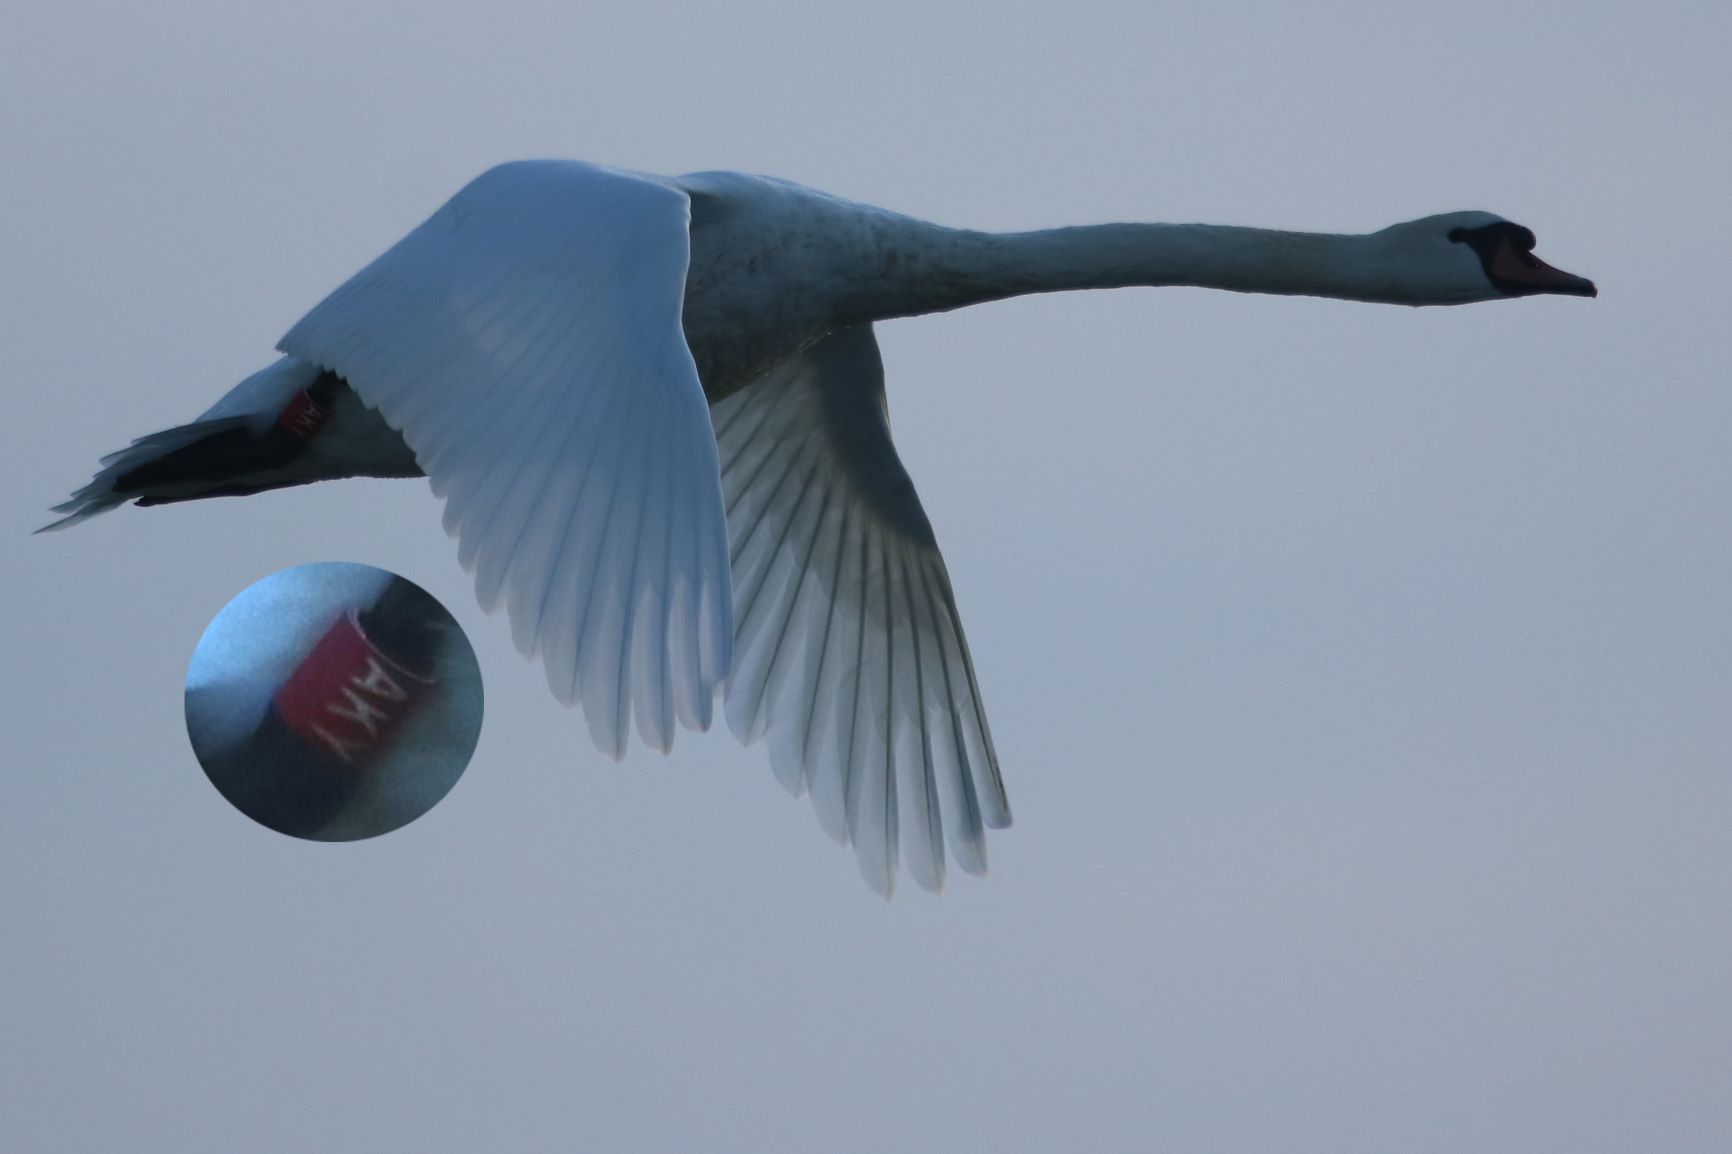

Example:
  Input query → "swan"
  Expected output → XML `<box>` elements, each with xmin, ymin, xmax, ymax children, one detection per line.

<box><xmin>44</xmin><ymin>160</ymin><xmax>1596</xmax><ymax>894</ymax></box>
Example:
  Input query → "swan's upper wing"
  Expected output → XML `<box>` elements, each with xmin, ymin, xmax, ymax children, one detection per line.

<box><xmin>713</xmin><ymin>324</ymin><xmax>1011</xmax><ymax>895</ymax></box>
<box><xmin>280</xmin><ymin>160</ymin><xmax>732</xmax><ymax>757</ymax></box>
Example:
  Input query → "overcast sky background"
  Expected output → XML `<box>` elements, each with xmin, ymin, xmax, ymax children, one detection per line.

<box><xmin>3</xmin><ymin>2</ymin><xmax>1728</xmax><ymax>1150</ymax></box>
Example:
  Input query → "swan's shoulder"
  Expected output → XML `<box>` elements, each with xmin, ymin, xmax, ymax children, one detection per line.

<box><xmin>671</xmin><ymin>169</ymin><xmax>885</xmax><ymax>230</ymax></box>
<box><xmin>672</xmin><ymin>169</ymin><xmax>809</xmax><ymax>200</ymax></box>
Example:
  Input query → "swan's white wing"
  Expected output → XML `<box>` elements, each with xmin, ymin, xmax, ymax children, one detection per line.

<box><xmin>280</xmin><ymin>160</ymin><xmax>732</xmax><ymax>757</ymax></box>
<box><xmin>713</xmin><ymin>325</ymin><xmax>1010</xmax><ymax>895</ymax></box>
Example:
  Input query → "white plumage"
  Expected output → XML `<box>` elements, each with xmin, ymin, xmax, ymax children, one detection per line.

<box><xmin>281</xmin><ymin>163</ymin><xmax>731</xmax><ymax>756</ymax></box>
<box><xmin>46</xmin><ymin>159</ymin><xmax>1594</xmax><ymax>894</ymax></box>
<box><xmin>712</xmin><ymin>326</ymin><xmax>1008</xmax><ymax>893</ymax></box>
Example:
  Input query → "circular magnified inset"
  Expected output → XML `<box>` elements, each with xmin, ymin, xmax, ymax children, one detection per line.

<box><xmin>185</xmin><ymin>562</ymin><xmax>483</xmax><ymax>840</ymax></box>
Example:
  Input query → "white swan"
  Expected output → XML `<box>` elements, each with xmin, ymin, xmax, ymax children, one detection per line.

<box><xmin>45</xmin><ymin>160</ymin><xmax>1595</xmax><ymax>893</ymax></box>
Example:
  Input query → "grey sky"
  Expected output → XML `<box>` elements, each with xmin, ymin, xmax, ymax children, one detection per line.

<box><xmin>4</xmin><ymin>2</ymin><xmax>1728</xmax><ymax>1151</ymax></box>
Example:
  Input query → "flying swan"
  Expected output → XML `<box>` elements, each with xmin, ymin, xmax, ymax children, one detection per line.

<box><xmin>45</xmin><ymin>160</ymin><xmax>1596</xmax><ymax>893</ymax></box>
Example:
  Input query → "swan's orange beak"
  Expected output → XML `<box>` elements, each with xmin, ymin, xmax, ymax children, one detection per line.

<box><xmin>1491</xmin><ymin>236</ymin><xmax>1597</xmax><ymax>297</ymax></box>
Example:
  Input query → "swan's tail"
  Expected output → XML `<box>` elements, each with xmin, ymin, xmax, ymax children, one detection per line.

<box><xmin>39</xmin><ymin>360</ymin><xmax>344</xmax><ymax>533</ymax></box>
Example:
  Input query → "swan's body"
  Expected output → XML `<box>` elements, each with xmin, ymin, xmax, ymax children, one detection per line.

<box><xmin>46</xmin><ymin>160</ymin><xmax>1594</xmax><ymax>894</ymax></box>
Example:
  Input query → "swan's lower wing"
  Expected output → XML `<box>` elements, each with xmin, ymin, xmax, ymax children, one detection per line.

<box><xmin>713</xmin><ymin>324</ymin><xmax>1010</xmax><ymax>895</ymax></box>
<box><xmin>280</xmin><ymin>161</ymin><xmax>731</xmax><ymax>757</ymax></box>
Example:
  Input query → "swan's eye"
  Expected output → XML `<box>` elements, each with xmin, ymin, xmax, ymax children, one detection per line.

<box><xmin>1448</xmin><ymin>227</ymin><xmax>1467</xmax><ymax>243</ymax></box>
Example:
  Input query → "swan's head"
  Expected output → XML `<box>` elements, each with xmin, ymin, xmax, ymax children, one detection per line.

<box><xmin>1380</xmin><ymin>211</ymin><xmax>1597</xmax><ymax>305</ymax></box>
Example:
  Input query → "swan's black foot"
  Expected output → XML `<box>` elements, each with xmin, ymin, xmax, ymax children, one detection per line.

<box><xmin>120</xmin><ymin>372</ymin><xmax>343</xmax><ymax>500</ymax></box>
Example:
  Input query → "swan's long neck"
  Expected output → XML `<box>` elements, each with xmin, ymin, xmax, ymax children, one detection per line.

<box><xmin>837</xmin><ymin>218</ymin><xmax>1415</xmax><ymax>324</ymax></box>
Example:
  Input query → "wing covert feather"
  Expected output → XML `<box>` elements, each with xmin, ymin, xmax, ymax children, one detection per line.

<box><xmin>280</xmin><ymin>160</ymin><xmax>732</xmax><ymax>756</ymax></box>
